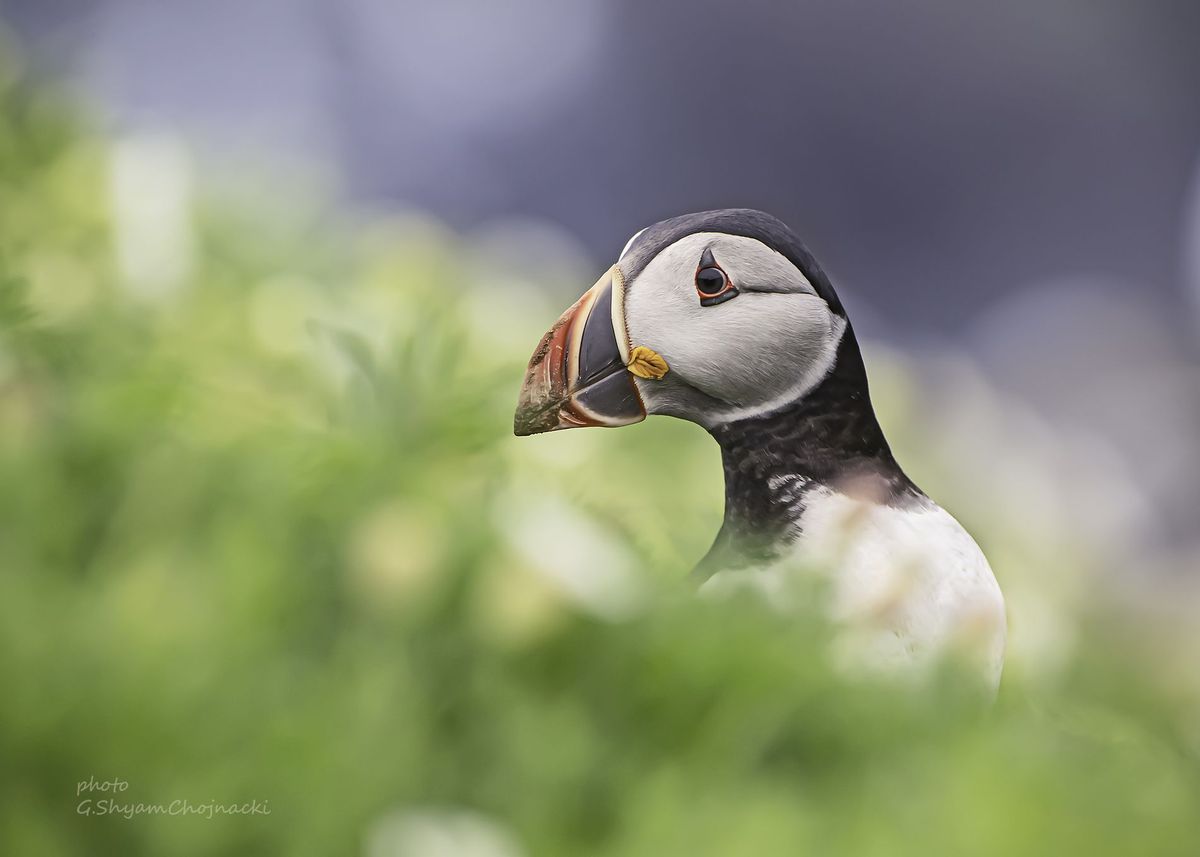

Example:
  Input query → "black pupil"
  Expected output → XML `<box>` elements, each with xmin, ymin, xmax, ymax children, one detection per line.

<box><xmin>696</xmin><ymin>267</ymin><xmax>726</xmax><ymax>296</ymax></box>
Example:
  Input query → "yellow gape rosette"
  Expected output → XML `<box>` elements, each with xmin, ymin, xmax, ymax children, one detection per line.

<box><xmin>625</xmin><ymin>345</ymin><xmax>669</xmax><ymax>380</ymax></box>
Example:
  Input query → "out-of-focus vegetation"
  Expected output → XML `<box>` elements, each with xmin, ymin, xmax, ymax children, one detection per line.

<box><xmin>2</xmin><ymin>59</ymin><xmax>1200</xmax><ymax>857</ymax></box>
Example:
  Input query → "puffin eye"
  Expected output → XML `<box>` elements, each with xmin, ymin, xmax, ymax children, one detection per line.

<box><xmin>695</xmin><ymin>267</ymin><xmax>727</xmax><ymax>296</ymax></box>
<box><xmin>695</xmin><ymin>249</ymin><xmax>738</xmax><ymax>307</ymax></box>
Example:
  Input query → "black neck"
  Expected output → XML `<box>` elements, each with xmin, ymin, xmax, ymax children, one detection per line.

<box><xmin>694</xmin><ymin>329</ymin><xmax>920</xmax><ymax>578</ymax></box>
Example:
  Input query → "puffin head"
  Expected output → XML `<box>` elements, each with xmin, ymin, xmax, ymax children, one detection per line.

<box><xmin>514</xmin><ymin>208</ymin><xmax>855</xmax><ymax>435</ymax></box>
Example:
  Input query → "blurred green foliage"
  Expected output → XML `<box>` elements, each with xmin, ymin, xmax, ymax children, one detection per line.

<box><xmin>1</xmin><ymin>62</ymin><xmax>1199</xmax><ymax>857</ymax></box>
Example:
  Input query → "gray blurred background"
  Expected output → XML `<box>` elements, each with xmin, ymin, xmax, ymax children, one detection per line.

<box><xmin>4</xmin><ymin>0</ymin><xmax>1198</xmax><ymax>564</ymax></box>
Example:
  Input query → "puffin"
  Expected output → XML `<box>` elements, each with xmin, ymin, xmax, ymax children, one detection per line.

<box><xmin>514</xmin><ymin>209</ymin><xmax>1006</xmax><ymax>689</ymax></box>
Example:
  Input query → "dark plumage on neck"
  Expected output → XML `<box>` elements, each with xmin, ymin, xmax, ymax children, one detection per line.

<box><xmin>692</xmin><ymin>328</ymin><xmax>922</xmax><ymax>582</ymax></box>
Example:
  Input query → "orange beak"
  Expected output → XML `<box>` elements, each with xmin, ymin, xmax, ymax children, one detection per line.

<box><xmin>513</xmin><ymin>266</ymin><xmax>646</xmax><ymax>436</ymax></box>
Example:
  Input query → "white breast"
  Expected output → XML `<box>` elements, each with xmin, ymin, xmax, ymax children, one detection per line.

<box><xmin>700</xmin><ymin>487</ymin><xmax>1007</xmax><ymax>690</ymax></box>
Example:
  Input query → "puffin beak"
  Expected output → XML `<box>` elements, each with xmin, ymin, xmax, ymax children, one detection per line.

<box><xmin>514</xmin><ymin>265</ymin><xmax>647</xmax><ymax>436</ymax></box>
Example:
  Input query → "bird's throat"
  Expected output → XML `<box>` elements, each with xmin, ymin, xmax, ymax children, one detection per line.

<box><xmin>693</xmin><ymin>332</ymin><xmax>920</xmax><ymax>581</ymax></box>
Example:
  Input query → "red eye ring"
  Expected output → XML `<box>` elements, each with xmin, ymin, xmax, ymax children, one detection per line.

<box><xmin>695</xmin><ymin>263</ymin><xmax>738</xmax><ymax>306</ymax></box>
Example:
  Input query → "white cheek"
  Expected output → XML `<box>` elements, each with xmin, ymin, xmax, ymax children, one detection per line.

<box><xmin>628</xmin><ymin>285</ymin><xmax>842</xmax><ymax>415</ymax></box>
<box><xmin>681</xmin><ymin>294</ymin><xmax>837</xmax><ymax>405</ymax></box>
